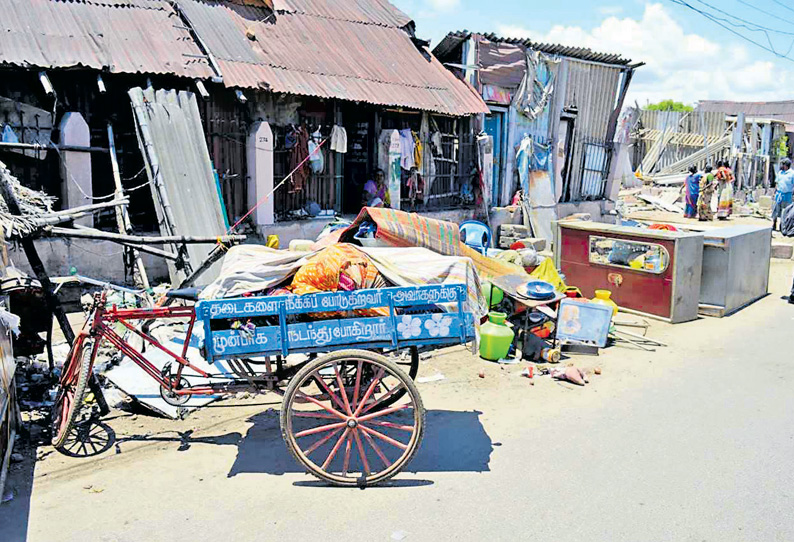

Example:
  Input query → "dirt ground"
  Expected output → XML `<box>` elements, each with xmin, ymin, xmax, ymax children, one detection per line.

<box><xmin>2</xmin><ymin>260</ymin><xmax>793</xmax><ymax>541</ymax></box>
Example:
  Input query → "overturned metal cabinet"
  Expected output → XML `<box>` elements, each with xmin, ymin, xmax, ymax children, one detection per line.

<box><xmin>699</xmin><ymin>225</ymin><xmax>771</xmax><ymax>317</ymax></box>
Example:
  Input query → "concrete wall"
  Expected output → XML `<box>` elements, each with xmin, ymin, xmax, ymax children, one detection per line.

<box><xmin>256</xmin><ymin>203</ymin><xmax>616</xmax><ymax>249</ymax></box>
<box><xmin>9</xmin><ymin>237</ymin><xmax>170</xmax><ymax>286</ymax></box>
<box><xmin>256</xmin><ymin>208</ymin><xmax>486</xmax><ymax>248</ymax></box>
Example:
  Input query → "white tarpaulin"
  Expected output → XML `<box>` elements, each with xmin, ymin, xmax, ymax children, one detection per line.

<box><xmin>200</xmin><ymin>244</ymin><xmax>486</xmax><ymax>318</ymax></box>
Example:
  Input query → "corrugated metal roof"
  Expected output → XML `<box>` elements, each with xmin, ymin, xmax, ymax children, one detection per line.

<box><xmin>0</xmin><ymin>0</ymin><xmax>214</xmax><ymax>78</ymax></box>
<box><xmin>273</xmin><ymin>0</ymin><xmax>412</xmax><ymax>27</ymax></box>
<box><xmin>434</xmin><ymin>31</ymin><xmax>634</xmax><ymax>68</ymax></box>
<box><xmin>697</xmin><ymin>100</ymin><xmax>794</xmax><ymax>124</ymax></box>
<box><xmin>177</xmin><ymin>1</ymin><xmax>487</xmax><ymax>115</ymax></box>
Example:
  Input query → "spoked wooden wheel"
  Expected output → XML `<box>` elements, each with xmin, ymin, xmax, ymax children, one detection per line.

<box><xmin>52</xmin><ymin>338</ymin><xmax>96</xmax><ymax>449</ymax></box>
<box><xmin>281</xmin><ymin>350</ymin><xmax>425</xmax><ymax>487</ymax></box>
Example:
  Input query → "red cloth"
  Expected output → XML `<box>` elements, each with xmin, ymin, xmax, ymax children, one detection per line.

<box><xmin>288</xmin><ymin>127</ymin><xmax>310</xmax><ymax>192</ymax></box>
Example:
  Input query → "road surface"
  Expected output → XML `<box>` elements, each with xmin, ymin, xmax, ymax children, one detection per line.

<box><xmin>2</xmin><ymin>261</ymin><xmax>793</xmax><ymax>541</ymax></box>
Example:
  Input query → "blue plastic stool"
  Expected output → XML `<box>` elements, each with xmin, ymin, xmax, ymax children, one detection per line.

<box><xmin>459</xmin><ymin>220</ymin><xmax>492</xmax><ymax>255</ymax></box>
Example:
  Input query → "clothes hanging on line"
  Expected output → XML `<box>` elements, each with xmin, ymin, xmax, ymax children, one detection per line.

<box><xmin>288</xmin><ymin>126</ymin><xmax>310</xmax><ymax>192</ymax></box>
<box><xmin>413</xmin><ymin>132</ymin><xmax>423</xmax><ymax>169</ymax></box>
<box><xmin>399</xmin><ymin>128</ymin><xmax>415</xmax><ymax>170</ymax></box>
<box><xmin>330</xmin><ymin>125</ymin><xmax>347</xmax><ymax>153</ymax></box>
<box><xmin>308</xmin><ymin>129</ymin><xmax>324</xmax><ymax>174</ymax></box>
<box><xmin>431</xmin><ymin>131</ymin><xmax>443</xmax><ymax>157</ymax></box>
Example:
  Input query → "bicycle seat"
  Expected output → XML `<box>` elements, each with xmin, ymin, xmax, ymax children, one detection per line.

<box><xmin>165</xmin><ymin>287</ymin><xmax>202</xmax><ymax>301</ymax></box>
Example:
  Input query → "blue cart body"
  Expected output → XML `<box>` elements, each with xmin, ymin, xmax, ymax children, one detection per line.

<box><xmin>197</xmin><ymin>284</ymin><xmax>475</xmax><ymax>363</ymax></box>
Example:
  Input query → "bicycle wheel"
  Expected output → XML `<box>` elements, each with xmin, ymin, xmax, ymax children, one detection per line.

<box><xmin>52</xmin><ymin>338</ymin><xmax>95</xmax><ymax>449</ymax></box>
<box><xmin>281</xmin><ymin>350</ymin><xmax>425</xmax><ymax>487</ymax></box>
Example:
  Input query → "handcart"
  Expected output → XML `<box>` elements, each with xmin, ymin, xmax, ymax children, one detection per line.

<box><xmin>52</xmin><ymin>284</ymin><xmax>475</xmax><ymax>486</ymax></box>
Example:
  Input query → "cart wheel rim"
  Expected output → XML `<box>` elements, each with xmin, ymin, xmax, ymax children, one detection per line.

<box><xmin>283</xmin><ymin>353</ymin><xmax>424</xmax><ymax>486</ymax></box>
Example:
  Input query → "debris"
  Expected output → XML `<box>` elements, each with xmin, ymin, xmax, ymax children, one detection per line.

<box><xmin>10</xmin><ymin>453</ymin><xmax>23</xmax><ymax>463</ymax></box>
<box><xmin>478</xmin><ymin>370</ymin><xmax>485</xmax><ymax>379</ymax></box>
<box><xmin>416</xmin><ymin>374</ymin><xmax>445</xmax><ymax>383</ymax></box>
<box><xmin>550</xmin><ymin>366</ymin><xmax>589</xmax><ymax>386</ymax></box>
<box><xmin>1</xmin><ymin>491</ymin><xmax>13</xmax><ymax>504</ymax></box>
<box><xmin>391</xmin><ymin>531</ymin><xmax>408</xmax><ymax>541</ymax></box>
<box><xmin>594</xmin><ymin>367</ymin><xmax>602</xmax><ymax>375</ymax></box>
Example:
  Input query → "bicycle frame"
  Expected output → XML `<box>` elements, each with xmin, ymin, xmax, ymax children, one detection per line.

<box><xmin>86</xmin><ymin>295</ymin><xmax>211</xmax><ymax>397</ymax></box>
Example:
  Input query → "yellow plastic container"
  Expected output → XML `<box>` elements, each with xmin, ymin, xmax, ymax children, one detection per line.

<box><xmin>592</xmin><ymin>289</ymin><xmax>619</xmax><ymax>317</ymax></box>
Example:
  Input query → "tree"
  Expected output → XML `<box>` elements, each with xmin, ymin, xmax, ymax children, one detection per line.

<box><xmin>645</xmin><ymin>100</ymin><xmax>694</xmax><ymax>112</ymax></box>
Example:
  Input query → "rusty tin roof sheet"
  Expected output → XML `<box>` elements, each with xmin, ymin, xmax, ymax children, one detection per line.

<box><xmin>435</xmin><ymin>32</ymin><xmax>634</xmax><ymax>90</ymax></box>
<box><xmin>697</xmin><ymin>100</ymin><xmax>794</xmax><ymax>124</ymax></box>
<box><xmin>0</xmin><ymin>0</ymin><xmax>214</xmax><ymax>78</ymax></box>
<box><xmin>178</xmin><ymin>0</ymin><xmax>487</xmax><ymax>115</ymax></box>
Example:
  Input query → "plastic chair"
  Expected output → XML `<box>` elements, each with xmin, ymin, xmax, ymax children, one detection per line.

<box><xmin>459</xmin><ymin>220</ymin><xmax>492</xmax><ymax>255</ymax></box>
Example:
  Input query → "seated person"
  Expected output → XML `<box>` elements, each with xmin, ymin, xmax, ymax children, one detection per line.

<box><xmin>361</xmin><ymin>169</ymin><xmax>390</xmax><ymax>208</ymax></box>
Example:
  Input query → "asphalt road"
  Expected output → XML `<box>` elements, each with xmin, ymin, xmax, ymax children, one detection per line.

<box><xmin>3</xmin><ymin>263</ymin><xmax>794</xmax><ymax>542</ymax></box>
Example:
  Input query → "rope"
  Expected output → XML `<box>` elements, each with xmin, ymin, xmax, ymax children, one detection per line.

<box><xmin>227</xmin><ymin>136</ymin><xmax>329</xmax><ymax>233</ymax></box>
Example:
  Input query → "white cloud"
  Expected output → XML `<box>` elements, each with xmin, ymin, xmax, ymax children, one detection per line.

<box><xmin>497</xmin><ymin>3</ymin><xmax>793</xmax><ymax>105</ymax></box>
<box><xmin>597</xmin><ymin>5</ymin><xmax>624</xmax><ymax>15</ymax></box>
<box><xmin>426</xmin><ymin>0</ymin><xmax>459</xmax><ymax>10</ymax></box>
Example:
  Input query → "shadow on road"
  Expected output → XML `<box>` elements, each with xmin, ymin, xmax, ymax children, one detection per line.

<box><xmin>227</xmin><ymin>409</ymin><xmax>493</xmax><ymax>478</ymax></box>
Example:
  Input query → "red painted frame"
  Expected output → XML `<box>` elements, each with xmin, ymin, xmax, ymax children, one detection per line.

<box><xmin>82</xmin><ymin>293</ymin><xmax>215</xmax><ymax>397</ymax></box>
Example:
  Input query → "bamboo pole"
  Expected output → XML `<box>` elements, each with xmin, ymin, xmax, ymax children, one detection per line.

<box><xmin>47</xmin><ymin>226</ymin><xmax>245</xmax><ymax>245</ymax></box>
<box><xmin>119</xmin><ymin>241</ymin><xmax>179</xmax><ymax>261</ymax></box>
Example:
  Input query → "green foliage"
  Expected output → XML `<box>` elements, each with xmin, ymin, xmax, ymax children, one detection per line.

<box><xmin>645</xmin><ymin>100</ymin><xmax>694</xmax><ymax>112</ymax></box>
<box><xmin>774</xmin><ymin>135</ymin><xmax>789</xmax><ymax>159</ymax></box>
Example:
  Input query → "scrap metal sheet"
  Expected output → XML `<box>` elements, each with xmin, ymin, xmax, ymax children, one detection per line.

<box><xmin>129</xmin><ymin>87</ymin><xmax>227</xmax><ymax>284</ymax></box>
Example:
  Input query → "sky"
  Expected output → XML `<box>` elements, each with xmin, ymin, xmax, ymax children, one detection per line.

<box><xmin>390</xmin><ymin>0</ymin><xmax>794</xmax><ymax>106</ymax></box>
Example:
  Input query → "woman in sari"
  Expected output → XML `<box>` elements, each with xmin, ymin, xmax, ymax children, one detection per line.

<box><xmin>684</xmin><ymin>165</ymin><xmax>700</xmax><ymax>218</ymax></box>
<box><xmin>716</xmin><ymin>160</ymin><xmax>735</xmax><ymax>219</ymax></box>
<box><xmin>698</xmin><ymin>165</ymin><xmax>716</xmax><ymax>221</ymax></box>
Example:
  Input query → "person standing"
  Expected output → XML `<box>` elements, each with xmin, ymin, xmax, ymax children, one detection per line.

<box><xmin>716</xmin><ymin>159</ymin><xmax>735</xmax><ymax>219</ymax></box>
<box><xmin>698</xmin><ymin>165</ymin><xmax>716</xmax><ymax>221</ymax></box>
<box><xmin>684</xmin><ymin>165</ymin><xmax>701</xmax><ymax>218</ymax></box>
<box><xmin>773</xmin><ymin>158</ymin><xmax>794</xmax><ymax>231</ymax></box>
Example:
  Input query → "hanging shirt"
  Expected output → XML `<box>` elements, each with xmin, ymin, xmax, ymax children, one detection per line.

<box><xmin>431</xmin><ymin>132</ymin><xmax>443</xmax><ymax>157</ymax></box>
<box><xmin>330</xmin><ymin>125</ymin><xmax>347</xmax><ymax>153</ymax></box>
<box><xmin>413</xmin><ymin>132</ymin><xmax>423</xmax><ymax>169</ymax></box>
<box><xmin>399</xmin><ymin>129</ymin><xmax>415</xmax><ymax>170</ymax></box>
<box><xmin>308</xmin><ymin>137</ymin><xmax>324</xmax><ymax>174</ymax></box>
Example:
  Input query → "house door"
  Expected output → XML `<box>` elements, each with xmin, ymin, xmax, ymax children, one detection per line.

<box><xmin>484</xmin><ymin>112</ymin><xmax>503</xmax><ymax>202</ymax></box>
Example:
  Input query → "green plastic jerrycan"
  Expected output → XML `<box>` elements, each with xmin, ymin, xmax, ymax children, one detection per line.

<box><xmin>479</xmin><ymin>311</ymin><xmax>515</xmax><ymax>361</ymax></box>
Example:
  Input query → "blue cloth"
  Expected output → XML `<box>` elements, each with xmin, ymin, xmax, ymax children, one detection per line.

<box><xmin>685</xmin><ymin>173</ymin><xmax>701</xmax><ymax>217</ymax></box>
<box><xmin>775</xmin><ymin>190</ymin><xmax>793</xmax><ymax>206</ymax></box>
<box><xmin>777</xmin><ymin>168</ymin><xmax>794</xmax><ymax>195</ymax></box>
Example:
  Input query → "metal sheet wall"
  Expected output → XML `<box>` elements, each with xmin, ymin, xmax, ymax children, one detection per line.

<box><xmin>561</xmin><ymin>59</ymin><xmax>622</xmax><ymax>201</ymax></box>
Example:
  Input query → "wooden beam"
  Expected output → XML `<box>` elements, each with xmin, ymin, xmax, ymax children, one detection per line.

<box><xmin>47</xmin><ymin>227</ymin><xmax>245</xmax><ymax>246</ymax></box>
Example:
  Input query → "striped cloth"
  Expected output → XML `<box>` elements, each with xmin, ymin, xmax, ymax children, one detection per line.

<box><xmin>321</xmin><ymin>207</ymin><xmax>525</xmax><ymax>283</ymax></box>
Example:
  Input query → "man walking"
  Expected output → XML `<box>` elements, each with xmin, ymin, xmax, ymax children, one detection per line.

<box><xmin>772</xmin><ymin>158</ymin><xmax>794</xmax><ymax>232</ymax></box>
